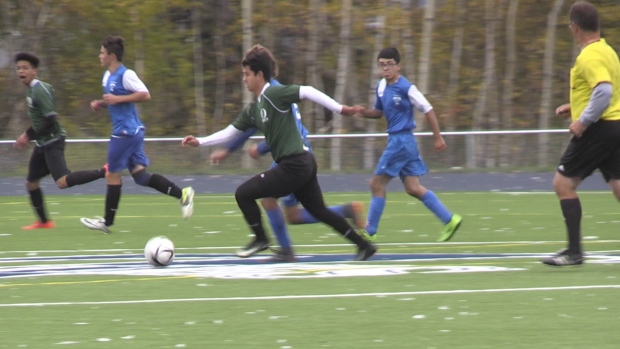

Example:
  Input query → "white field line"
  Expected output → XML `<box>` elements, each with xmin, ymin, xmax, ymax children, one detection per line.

<box><xmin>1</xmin><ymin>240</ymin><xmax>620</xmax><ymax>254</ymax></box>
<box><xmin>1</xmin><ymin>285</ymin><xmax>619</xmax><ymax>308</ymax></box>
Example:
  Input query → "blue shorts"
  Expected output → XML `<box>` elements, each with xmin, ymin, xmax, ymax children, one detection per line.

<box><xmin>374</xmin><ymin>132</ymin><xmax>428</xmax><ymax>181</ymax></box>
<box><xmin>107</xmin><ymin>129</ymin><xmax>150</xmax><ymax>173</ymax></box>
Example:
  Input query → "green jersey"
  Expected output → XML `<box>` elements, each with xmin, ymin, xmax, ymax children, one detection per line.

<box><xmin>232</xmin><ymin>84</ymin><xmax>306</xmax><ymax>162</ymax></box>
<box><xmin>27</xmin><ymin>79</ymin><xmax>65</xmax><ymax>146</ymax></box>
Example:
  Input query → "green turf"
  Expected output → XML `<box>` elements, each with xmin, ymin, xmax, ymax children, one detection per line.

<box><xmin>0</xmin><ymin>192</ymin><xmax>619</xmax><ymax>348</ymax></box>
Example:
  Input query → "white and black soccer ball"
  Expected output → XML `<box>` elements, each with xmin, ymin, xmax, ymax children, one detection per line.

<box><xmin>144</xmin><ymin>236</ymin><xmax>175</xmax><ymax>266</ymax></box>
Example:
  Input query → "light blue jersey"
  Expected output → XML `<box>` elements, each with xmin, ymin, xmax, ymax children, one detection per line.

<box><xmin>103</xmin><ymin>65</ymin><xmax>145</xmax><ymax>136</ymax></box>
<box><xmin>374</xmin><ymin>76</ymin><xmax>417</xmax><ymax>134</ymax></box>
<box><xmin>373</xmin><ymin>76</ymin><xmax>433</xmax><ymax>179</ymax></box>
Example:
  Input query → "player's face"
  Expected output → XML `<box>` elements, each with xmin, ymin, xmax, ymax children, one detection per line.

<box><xmin>15</xmin><ymin>61</ymin><xmax>37</xmax><ymax>86</ymax></box>
<box><xmin>242</xmin><ymin>65</ymin><xmax>262</xmax><ymax>95</ymax></box>
<box><xmin>99</xmin><ymin>46</ymin><xmax>113</xmax><ymax>69</ymax></box>
<box><xmin>377</xmin><ymin>58</ymin><xmax>400</xmax><ymax>83</ymax></box>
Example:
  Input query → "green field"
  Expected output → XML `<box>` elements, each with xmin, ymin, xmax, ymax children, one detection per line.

<box><xmin>0</xmin><ymin>192</ymin><xmax>619</xmax><ymax>348</ymax></box>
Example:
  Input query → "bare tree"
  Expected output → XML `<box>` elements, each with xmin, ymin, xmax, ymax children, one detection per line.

<box><xmin>242</xmin><ymin>0</ymin><xmax>253</xmax><ymax>105</ymax></box>
<box><xmin>212</xmin><ymin>0</ymin><xmax>227</xmax><ymax>127</ymax></box>
<box><xmin>537</xmin><ymin>0</ymin><xmax>565</xmax><ymax>167</ymax></box>
<box><xmin>467</xmin><ymin>0</ymin><xmax>498</xmax><ymax>168</ymax></box>
<box><xmin>191</xmin><ymin>4</ymin><xmax>206</xmax><ymax>136</ymax></box>
<box><xmin>363</xmin><ymin>15</ymin><xmax>386</xmax><ymax>170</ymax></box>
<box><xmin>500</xmin><ymin>0</ymin><xmax>518</xmax><ymax>167</ymax></box>
<box><xmin>330</xmin><ymin>0</ymin><xmax>352</xmax><ymax>171</ymax></box>
<box><xmin>445</xmin><ymin>0</ymin><xmax>466</xmax><ymax>133</ymax></box>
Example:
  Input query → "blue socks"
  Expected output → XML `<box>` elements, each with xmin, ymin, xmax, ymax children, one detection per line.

<box><xmin>421</xmin><ymin>190</ymin><xmax>452</xmax><ymax>224</ymax></box>
<box><xmin>266</xmin><ymin>207</ymin><xmax>291</xmax><ymax>248</ymax></box>
<box><xmin>365</xmin><ymin>196</ymin><xmax>386</xmax><ymax>235</ymax></box>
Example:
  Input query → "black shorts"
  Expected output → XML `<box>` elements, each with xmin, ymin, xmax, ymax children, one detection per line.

<box><xmin>558</xmin><ymin>119</ymin><xmax>620</xmax><ymax>181</ymax></box>
<box><xmin>27</xmin><ymin>137</ymin><xmax>71</xmax><ymax>182</ymax></box>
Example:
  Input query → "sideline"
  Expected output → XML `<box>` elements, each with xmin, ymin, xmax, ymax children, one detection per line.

<box><xmin>1</xmin><ymin>284</ymin><xmax>619</xmax><ymax>308</ymax></box>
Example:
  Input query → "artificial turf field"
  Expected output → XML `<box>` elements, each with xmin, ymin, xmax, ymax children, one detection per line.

<box><xmin>0</xmin><ymin>191</ymin><xmax>619</xmax><ymax>348</ymax></box>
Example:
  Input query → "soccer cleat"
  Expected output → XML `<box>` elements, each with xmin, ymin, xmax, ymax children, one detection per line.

<box><xmin>236</xmin><ymin>238</ymin><xmax>270</xmax><ymax>258</ymax></box>
<box><xmin>351</xmin><ymin>201</ymin><xmax>366</xmax><ymax>229</ymax></box>
<box><xmin>267</xmin><ymin>247</ymin><xmax>296</xmax><ymax>263</ymax></box>
<box><xmin>80</xmin><ymin>216</ymin><xmax>111</xmax><ymax>234</ymax></box>
<box><xmin>355</xmin><ymin>243</ymin><xmax>378</xmax><ymax>261</ymax></box>
<box><xmin>180</xmin><ymin>187</ymin><xmax>195</xmax><ymax>219</ymax></box>
<box><xmin>437</xmin><ymin>214</ymin><xmax>462</xmax><ymax>242</ymax></box>
<box><xmin>21</xmin><ymin>220</ymin><xmax>56</xmax><ymax>230</ymax></box>
<box><xmin>541</xmin><ymin>248</ymin><xmax>584</xmax><ymax>266</ymax></box>
<box><xmin>356</xmin><ymin>229</ymin><xmax>377</xmax><ymax>242</ymax></box>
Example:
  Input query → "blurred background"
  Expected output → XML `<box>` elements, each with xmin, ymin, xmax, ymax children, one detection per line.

<box><xmin>1</xmin><ymin>0</ymin><xmax>619</xmax><ymax>176</ymax></box>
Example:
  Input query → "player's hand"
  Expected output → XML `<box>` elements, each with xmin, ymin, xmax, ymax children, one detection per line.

<box><xmin>569</xmin><ymin>120</ymin><xmax>587</xmax><ymax>137</ymax></box>
<box><xmin>90</xmin><ymin>99</ymin><xmax>104</xmax><ymax>111</ymax></box>
<box><xmin>556</xmin><ymin>103</ymin><xmax>571</xmax><ymax>119</ymax></box>
<box><xmin>13</xmin><ymin>133</ymin><xmax>30</xmax><ymax>149</ymax></box>
<box><xmin>181</xmin><ymin>135</ymin><xmax>200</xmax><ymax>147</ymax></box>
<box><xmin>210</xmin><ymin>149</ymin><xmax>230</xmax><ymax>164</ymax></box>
<box><xmin>340</xmin><ymin>105</ymin><xmax>360</xmax><ymax>116</ymax></box>
<box><xmin>433</xmin><ymin>135</ymin><xmax>447</xmax><ymax>152</ymax></box>
<box><xmin>102</xmin><ymin>94</ymin><xmax>120</xmax><ymax>106</ymax></box>
<box><xmin>248</xmin><ymin>144</ymin><xmax>260</xmax><ymax>159</ymax></box>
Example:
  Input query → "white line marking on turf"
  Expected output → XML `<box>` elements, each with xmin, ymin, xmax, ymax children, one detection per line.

<box><xmin>2</xmin><ymin>240</ymin><xmax>620</xmax><ymax>254</ymax></box>
<box><xmin>1</xmin><ymin>285</ymin><xmax>618</xmax><ymax>307</ymax></box>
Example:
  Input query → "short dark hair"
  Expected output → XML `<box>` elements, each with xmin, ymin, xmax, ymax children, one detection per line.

<box><xmin>378</xmin><ymin>47</ymin><xmax>400</xmax><ymax>63</ymax></box>
<box><xmin>570</xmin><ymin>1</ymin><xmax>599</xmax><ymax>32</ymax></box>
<box><xmin>102</xmin><ymin>35</ymin><xmax>125</xmax><ymax>62</ymax></box>
<box><xmin>242</xmin><ymin>45</ymin><xmax>274</xmax><ymax>81</ymax></box>
<box><xmin>15</xmin><ymin>52</ymin><xmax>40</xmax><ymax>68</ymax></box>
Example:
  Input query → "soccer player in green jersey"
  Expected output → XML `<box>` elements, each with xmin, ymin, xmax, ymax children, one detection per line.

<box><xmin>541</xmin><ymin>1</ymin><xmax>620</xmax><ymax>266</ymax></box>
<box><xmin>183</xmin><ymin>44</ymin><xmax>377</xmax><ymax>261</ymax></box>
<box><xmin>13</xmin><ymin>53</ymin><xmax>106</xmax><ymax>230</ymax></box>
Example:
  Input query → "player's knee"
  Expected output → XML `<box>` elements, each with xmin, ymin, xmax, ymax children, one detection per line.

<box><xmin>26</xmin><ymin>181</ymin><xmax>39</xmax><ymax>191</ymax></box>
<box><xmin>131</xmin><ymin>169</ymin><xmax>150</xmax><ymax>186</ymax></box>
<box><xmin>56</xmin><ymin>177</ymin><xmax>69</xmax><ymax>189</ymax></box>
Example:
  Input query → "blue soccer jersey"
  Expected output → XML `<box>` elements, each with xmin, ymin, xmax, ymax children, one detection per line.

<box><xmin>374</xmin><ymin>76</ymin><xmax>432</xmax><ymax>134</ymax></box>
<box><xmin>103</xmin><ymin>65</ymin><xmax>146</xmax><ymax>136</ymax></box>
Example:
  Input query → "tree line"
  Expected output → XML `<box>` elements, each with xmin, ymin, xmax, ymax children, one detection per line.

<box><xmin>1</xmin><ymin>0</ymin><xmax>619</xmax><ymax>169</ymax></box>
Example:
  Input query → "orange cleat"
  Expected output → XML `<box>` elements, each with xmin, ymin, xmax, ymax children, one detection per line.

<box><xmin>21</xmin><ymin>221</ymin><xmax>56</xmax><ymax>230</ymax></box>
<box><xmin>102</xmin><ymin>163</ymin><xmax>109</xmax><ymax>172</ymax></box>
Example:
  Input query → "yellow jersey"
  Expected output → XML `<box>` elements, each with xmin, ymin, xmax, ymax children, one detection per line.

<box><xmin>570</xmin><ymin>38</ymin><xmax>620</xmax><ymax>121</ymax></box>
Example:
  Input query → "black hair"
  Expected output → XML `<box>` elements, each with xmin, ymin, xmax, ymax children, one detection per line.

<box><xmin>15</xmin><ymin>52</ymin><xmax>40</xmax><ymax>68</ymax></box>
<box><xmin>102</xmin><ymin>35</ymin><xmax>125</xmax><ymax>62</ymax></box>
<box><xmin>242</xmin><ymin>45</ymin><xmax>274</xmax><ymax>81</ymax></box>
<box><xmin>377</xmin><ymin>47</ymin><xmax>400</xmax><ymax>63</ymax></box>
<box><xmin>570</xmin><ymin>1</ymin><xmax>599</xmax><ymax>32</ymax></box>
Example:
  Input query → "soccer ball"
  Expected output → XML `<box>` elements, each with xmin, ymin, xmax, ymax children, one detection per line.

<box><xmin>144</xmin><ymin>236</ymin><xmax>175</xmax><ymax>266</ymax></box>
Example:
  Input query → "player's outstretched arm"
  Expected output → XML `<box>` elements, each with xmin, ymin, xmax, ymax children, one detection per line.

<box><xmin>182</xmin><ymin>125</ymin><xmax>244</xmax><ymax>148</ymax></box>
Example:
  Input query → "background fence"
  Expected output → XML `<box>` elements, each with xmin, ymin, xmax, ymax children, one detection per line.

<box><xmin>0</xmin><ymin>129</ymin><xmax>570</xmax><ymax>178</ymax></box>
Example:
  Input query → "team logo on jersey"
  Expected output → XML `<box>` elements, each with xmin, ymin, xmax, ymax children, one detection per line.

<box><xmin>109</xmin><ymin>82</ymin><xmax>117</xmax><ymax>92</ymax></box>
<box><xmin>392</xmin><ymin>95</ymin><xmax>402</xmax><ymax>106</ymax></box>
<box><xmin>260</xmin><ymin>108</ymin><xmax>269</xmax><ymax>123</ymax></box>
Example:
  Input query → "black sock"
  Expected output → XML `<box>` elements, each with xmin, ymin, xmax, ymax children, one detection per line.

<box><xmin>341</xmin><ymin>227</ymin><xmax>369</xmax><ymax>247</ymax></box>
<box><xmin>28</xmin><ymin>188</ymin><xmax>48</xmax><ymax>223</ymax></box>
<box><xmin>236</xmin><ymin>195</ymin><xmax>269</xmax><ymax>242</ymax></box>
<box><xmin>65</xmin><ymin>168</ymin><xmax>105</xmax><ymax>187</ymax></box>
<box><xmin>148</xmin><ymin>174</ymin><xmax>182</xmax><ymax>199</ymax></box>
<box><xmin>104</xmin><ymin>184</ymin><xmax>122</xmax><ymax>226</ymax></box>
<box><xmin>560</xmin><ymin>198</ymin><xmax>582</xmax><ymax>254</ymax></box>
